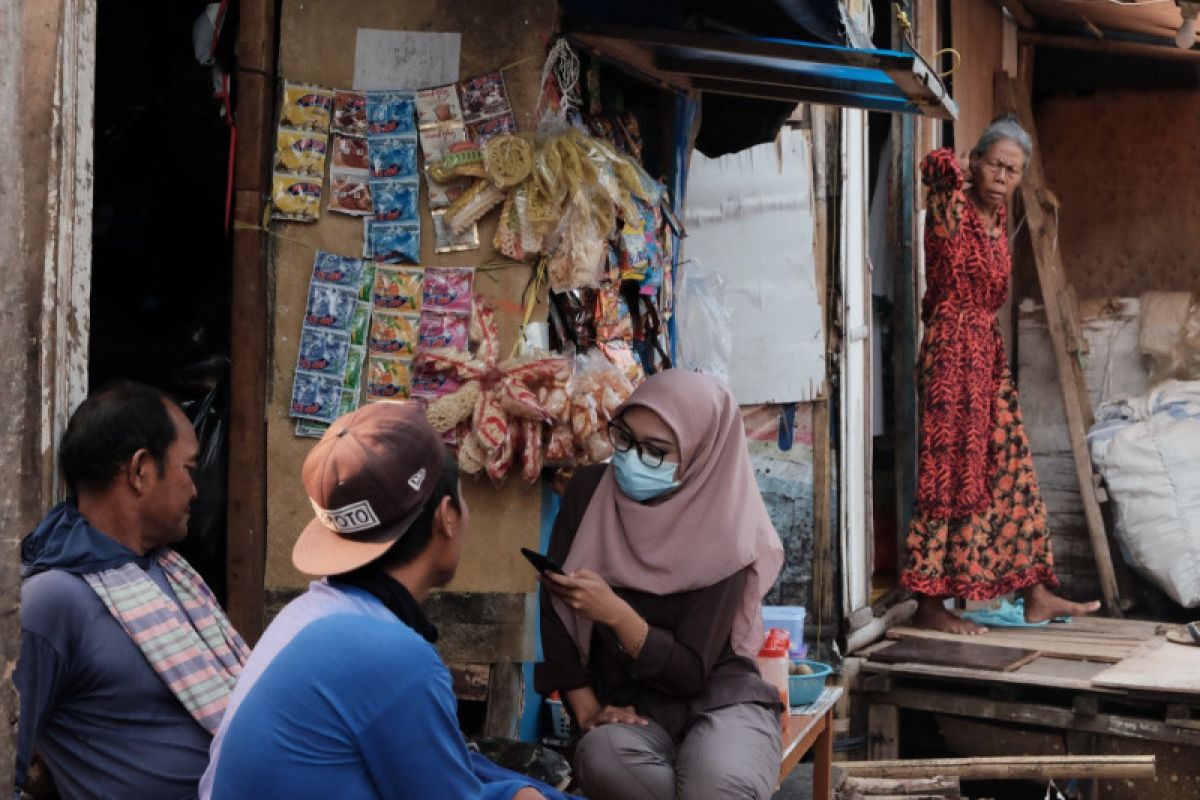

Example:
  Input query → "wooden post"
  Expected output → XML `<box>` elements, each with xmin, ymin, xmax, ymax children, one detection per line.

<box><xmin>225</xmin><ymin>0</ymin><xmax>276</xmax><ymax>644</ymax></box>
<box><xmin>0</xmin><ymin>0</ymin><xmax>28</xmax><ymax>785</ymax></box>
<box><xmin>482</xmin><ymin>662</ymin><xmax>524</xmax><ymax>740</ymax></box>
<box><xmin>992</xmin><ymin>74</ymin><xmax>1124</xmax><ymax>615</ymax></box>
<box><xmin>868</xmin><ymin>703</ymin><xmax>900</xmax><ymax>760</ymax></box>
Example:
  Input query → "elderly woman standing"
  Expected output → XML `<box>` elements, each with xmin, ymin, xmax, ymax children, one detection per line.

<box><xmin>902</xmin><ymin>115</ymin><xmax>1101</xmax><ymax>634</ymax></box>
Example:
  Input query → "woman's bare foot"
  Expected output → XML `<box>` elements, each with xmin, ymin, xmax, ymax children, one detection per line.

<box><xmin>912</xmin><ymin>595</ymin><xmax>989</xmax><ymax>635</ymax></box>
<box><xmin>1022</xmin><ymin>583</ymin><xmax>1101</xmax><ymax>623</ymax></box>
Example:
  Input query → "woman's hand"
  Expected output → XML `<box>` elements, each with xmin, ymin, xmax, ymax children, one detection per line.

<box><xmin>514</xmin><ymin>789</ymin><xmax>547</xmax><ymax>800</ymax></box>
<box><xmin>579</xmin><ymin>704</ymin><xmax>648</xmax><ymax>732</ymax></box>
<box><xmin>541</xmin><ymin>569</ymin><xmax>629</xmax><ymax>626</ymax></box>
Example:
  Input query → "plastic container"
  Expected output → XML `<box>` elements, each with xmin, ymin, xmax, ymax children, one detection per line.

<box><xmin>762</xmin><ymin>605</ymin><xmax>807</xmax><ymax>659</ymax></box>
<box><xmin>545</xmin><ymin>697</ymin><xmax>571</xmax><ymax>740</ymax></box>
<box><xmin>788</xmin><ymin>659</ymin><xmax>832</xmax><ymax>707</ymax></box>
<box><xmin>756</xmin><ymin>628</ymin><xmax>790</xmax><ymax>709</ymax></box>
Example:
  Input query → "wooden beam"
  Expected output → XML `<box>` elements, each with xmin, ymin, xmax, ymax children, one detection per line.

<box><xmin>841</xmin><ymin>755</ymin><xmax>1155</xmax><ymax>782</ymax></box>
<box><xmin>226</xmin><ymin>0</ymin><xmax>276</xmax><ymax>645</ymax></box>
<box><xmin>1020</xmin><ymin>31</ymin><xmax>1200</xmax><ymax>63</ymax></box>
<box><xmin>689</xmin><ymin>77</ymin><xmax>927</xmax><ymax>117</ymax></box>
<box><xmin>993</xmin><ymin>74</ymin><xmax>1124</xmax><ymax>615</ymax></box>
<box><xmin>656</xmin><ymin>55</ymin><xmax>906</xmax><ymax>98</ymax></box>
<box><xmin>993</xmin><ymin>0</ymin><xmax>1036</xmax><ymax>30</ymax></box>
<box><xmin>871</xmin><ymin>685</ymin><xmax>1200</xmax><ymax>747</ymax></box>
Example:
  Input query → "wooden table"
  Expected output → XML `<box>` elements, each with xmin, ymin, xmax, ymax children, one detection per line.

<box><xmin>779</xmin><ymin>686</ymin><xmax>842</xmax><ymax>799</ymax></box>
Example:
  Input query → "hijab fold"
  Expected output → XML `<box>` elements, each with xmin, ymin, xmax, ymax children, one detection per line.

<box><xmin>553</xmin><ymin>370</ymin><xmax>785</xmax><ymax>664</ymax></box>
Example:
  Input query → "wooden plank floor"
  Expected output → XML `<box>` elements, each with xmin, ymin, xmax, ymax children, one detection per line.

<box><xmin>1093</xmin><ymin>638</ymin><xmax>1200</xmax><ymax>696</ymax></box>
<box><xmin>886</xmin><ymin>615</ymin><xmax>1165</xmax><ymax>664</ymax></box>
<box><xmin>866</xmin><ymin>616</ymin><xmax>1200</xmax><ymax>698</ymax></box>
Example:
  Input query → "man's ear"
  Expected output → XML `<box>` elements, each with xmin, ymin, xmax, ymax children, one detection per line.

<box><xmin>126</xmin><ymin>448</ymin><xmax>153</xmax><ymax>495</ymax></box>
<box><xmin>431</xmin><ymin>495</ymin><xmax>459</xmax><ymax>539</ymax></box>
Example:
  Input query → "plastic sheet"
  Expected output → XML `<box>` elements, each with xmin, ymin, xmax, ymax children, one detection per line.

<box><xmin>676</xmin><ymin>269</ymin><xmax>733</xmax><ymax>385</ymax></box>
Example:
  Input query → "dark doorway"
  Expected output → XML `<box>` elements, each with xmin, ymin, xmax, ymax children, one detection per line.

<box><xmin>89</xmin><ymin>0</ymin><xmax>235</xmax><ymax>599</ymax></box>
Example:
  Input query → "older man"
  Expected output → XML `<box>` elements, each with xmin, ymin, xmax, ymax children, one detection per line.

<box><xmin>14</xmin><ymin>381</ymin><xmax>248</xmax><ymax>799</ymax></box>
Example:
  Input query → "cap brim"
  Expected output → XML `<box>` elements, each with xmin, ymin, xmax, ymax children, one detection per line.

<box><xmin>292</xmin><ymin>503</ymin><xmax>424</xmax><ymax>577</ymax></box>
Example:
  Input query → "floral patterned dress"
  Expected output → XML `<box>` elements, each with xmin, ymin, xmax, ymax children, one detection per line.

<box><xmin>901</xmin><ymin>148</ymin><xmax>1059</xmax><ymax>600</ymax></box>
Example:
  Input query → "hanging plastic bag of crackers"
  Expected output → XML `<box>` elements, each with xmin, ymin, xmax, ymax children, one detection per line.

<box><xmin>570</xmin><ymin>350</ymin><xmax>634</xmax><ymax>464</ymax></box>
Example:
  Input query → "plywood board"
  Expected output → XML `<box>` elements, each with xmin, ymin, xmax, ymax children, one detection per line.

<box><xmin>266</xmin><ymin>0</ymin><xmax>557</xmax><ymax>591</ymax></box>
<box><xmin>869</xmin><ymin>637</ymin><xmax>1040</xmax><ymax>672</ymax></box>
<box><xmin>1092</xmin><ymin>639</ymin><xmax>1200</xmax><ymax>697</ymax></box>
<box><xmin>886</xmin><ymin>623</ymin><xmax>1143</xmax><ymax>663</ymax></box>
<box><xmin>861</xmin><ymin>647</ymin><xmax>1121</xmax><ymax>692</ymax></box>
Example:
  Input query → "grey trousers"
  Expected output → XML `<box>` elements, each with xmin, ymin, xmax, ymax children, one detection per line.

<box><xmin>574</xmin><ymin>702</ymin><xmax>782</xmax><ymax>800</ymax></box>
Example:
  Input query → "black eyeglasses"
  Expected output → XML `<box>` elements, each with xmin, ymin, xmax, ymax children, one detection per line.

<box><xmin>607</xmin><ymin>420</ymin><xmax>668</xmax><ymax>468</ymax></box>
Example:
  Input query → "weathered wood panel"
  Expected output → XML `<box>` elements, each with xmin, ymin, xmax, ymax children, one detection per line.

<box><xmin>267</xmin><ymin>0</ymin><xmax>557</xmax><ymax>592</ymax></box>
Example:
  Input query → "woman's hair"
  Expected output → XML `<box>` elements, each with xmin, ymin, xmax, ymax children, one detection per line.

<box><xmin>971</xmin><ymin>114</ymin><xmax>1033</xmax><ymax>167</ymax></box>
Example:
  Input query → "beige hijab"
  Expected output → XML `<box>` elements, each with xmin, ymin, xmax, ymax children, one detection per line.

<box><xmin>554</xmin><ymin>369</ymin><xmax>785</xmax><ymax>664</ymax></box>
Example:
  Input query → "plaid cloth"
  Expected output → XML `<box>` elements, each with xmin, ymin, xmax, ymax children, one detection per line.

<box><xmin>84</xmin><ymin>549</ymin><xmax>250</xmax><ymax>735</ymax></box>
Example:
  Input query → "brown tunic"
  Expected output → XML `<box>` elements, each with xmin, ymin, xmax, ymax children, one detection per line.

<box><xmin>534</xmin><ymin>465</ymin><xmax>782</xmax><ymax>741</ymax></box>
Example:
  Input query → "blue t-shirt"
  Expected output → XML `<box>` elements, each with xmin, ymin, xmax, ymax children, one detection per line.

<box><xmin>210</xmin><ymin>612</ymin><xmax>529</xmax><ymax>800</ymax></box>
<box><xmin>16</xmin><ymin>566</ymin><xmax>212</xmax><ymax>799</ymax></box>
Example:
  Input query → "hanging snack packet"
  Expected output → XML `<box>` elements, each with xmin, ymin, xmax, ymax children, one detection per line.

<box><xmin>329</xmin><ymin>173</ymin><xmax>373</xmax><ymax>216</ymax></box>
<box><xmin>368</xmin><ymin>310</ymin><xmax>421</xmax><ymax>356</ymax></box>
<box><xmin>432</xmin><ymin>210</ymin><xmax>480</xmax><ymax>254</ymax></box>
<box><xmin>275</xmin><ymin>130</ymin><xmax>328</xmax><ymax>176</ymax></box>
<box><xmin>350</xmin><ymin>302</ymin><xmax>372</xmax><ymax>347</ymax></box>
<box><xmin>469</xmin><ymin>114</ymin><xmax>517</xmax><ymax>144</ymax></box>
<box><xmin>427</xmin><ymin>143</ymin><xmax>486</xmax><ymax>182</ymax></box>
<box><xmin>369</xmin><ymin>178</ymin><xmax>419</xmax><ymax>223</ymax></box>
<box><xmin>364</xmin><ymin>219</ymin><xmax>420</xmax><ymax>264</ymax></box>
<box><xmin>291</xmin><ymin>371</ymin><xmax>342</xmax><ymax>422</ymax></box>
<box><xmin>422</xmin><ymin>267</ymin><xmax>474</xmax><ymax>314</ymax></box>
<box><xmin>420</xmin><ymin>125</ymin><xmax>471</xmax><ymax>208</ymax></box>
<box><xmin>297</xmin><ymin>326</ymin><xmax>351</xmax><ymax>379</ymax></box>
<box><xmin>343</xmin><ymin>345</ymin><xmax>366</xmax><ymax>389</ymax></box>
<box><xmin>366</xmin><ymin>90</ymin><xmax>417</xmax><ymax>135</ymax></box>
<box><xmin>280</xmin><ymin>83</ymin><xmax>333</xmax><ymax>131</ymax></box>
<box><xmin>418</xmin><ymin>311</ymin><xmax>470</xmax><ymax>351</ymax></box>
<box><xmin>304</xmin><ymin>283</ymin><xmax>358</xmax><ymax>331</ymax></box>
<box><xmin>331</xmin><ymin>134</ymin><xmax>370</xmax><ymax>171</ymax></box>
<box><xmin>410</xmin><ymin>366</ymin><xmax>462</xmax><ymax>402</ymax></box>
<box><xmin>312</xmin><ymin>251</ymin><xmax>365</xmax><ymax>290</ymax></box>
<box><xmin>460</xmin><ymin>71</ymin><xmax>511</xmax><ymax>124</ymax></box>
<box><xmin>372</xmin><ymin>266</ymin><xmax>424</xmax><ymax>312</ymax></box>
<box><xmin>366</xmin><ymin>356</ymin><xmax>413</xmax><ymax>400</ymax></box>
<box><xmin>416</xmin><ymin>85</ymin><xmax>464</xmax><ymax>128</ymax></box>
<box><xmin>444</xmin><ymin>178</ymin><xmax>505</xmax><ymax>235</ymax></box>
<box><xmin>369</xmin><ymin>134</ymin><xmax>420</xmax><ymax>178</ymax></box>
<box><xmin>272</xmin><ymin>173</ymin><xmax>322</xmax><ymax>222</ymax></box>
<box><xmin>332</xmin><ymin>90</ymin><xmax>368</xmax><ymax>135</ymax></box>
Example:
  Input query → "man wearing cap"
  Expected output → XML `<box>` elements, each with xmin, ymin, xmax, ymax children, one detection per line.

<box><xmin>201</xmin><ymin>402</ymin><xmax>562</xmax><ymax>800</ymax></box>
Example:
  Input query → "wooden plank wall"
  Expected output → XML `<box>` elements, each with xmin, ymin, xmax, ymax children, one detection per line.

<box><xmin>268</xmin><ymin>1</ymin><xmax>555</xmax><ymax>604</ymax></box>
<box><xmin>950</xmin><ymin>0</ymin><xmax>1004</xmax><ymax>152</ymax></box>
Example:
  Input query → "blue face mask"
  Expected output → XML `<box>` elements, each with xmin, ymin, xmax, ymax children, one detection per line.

<box><xmin>612</xmin><ymin>448</ymin><xmax>680</xmax><ymax>502</ymax></box>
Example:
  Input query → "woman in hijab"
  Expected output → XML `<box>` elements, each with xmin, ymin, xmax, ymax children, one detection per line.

<box><xmin>535</xmin><ymin>370</ymin><xmax>786</xmax><ymax>800</ymax></box>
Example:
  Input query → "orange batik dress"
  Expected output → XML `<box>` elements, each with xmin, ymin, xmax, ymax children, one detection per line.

<box><xmin>901</xmin><ymin>149</ymin><xmax>1059</xmax><ymax>600</ymax></box>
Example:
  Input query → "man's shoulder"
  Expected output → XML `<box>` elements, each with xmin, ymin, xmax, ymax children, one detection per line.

<box><xmin>285</xmin><ymin>613</ymin><xmax>444</xmax><ymax>683</ymax></box>
<box><xmin>21</xmin><ymin>569</ymin><xmax>106</xmax><ymax>649</ymax></box>
<box><xmin>22</xmin><ymin>569</ymin><xmax>100</xmax><ymax>615</ymax></box>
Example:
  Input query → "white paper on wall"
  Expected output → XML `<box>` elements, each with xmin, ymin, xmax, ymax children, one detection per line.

<box><xmin>353</xmin><ymin>29</ymin><xmax>461</xmax><ymax>91</ymax></box>
<box><xmin>681</xmin><ymin>128</ymin><xmax>826</xmax><ymax>404</ymax></box>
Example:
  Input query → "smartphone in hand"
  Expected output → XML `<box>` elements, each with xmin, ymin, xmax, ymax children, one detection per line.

<box><xmin>520</xmin><ymin>547</ymin><xmax>566</xmax><ymax>576</ymax></box>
